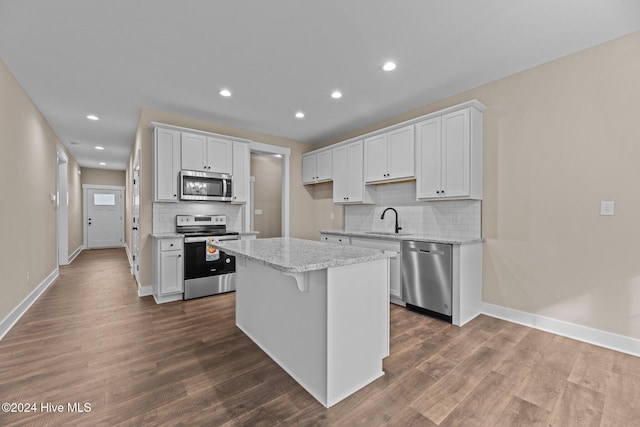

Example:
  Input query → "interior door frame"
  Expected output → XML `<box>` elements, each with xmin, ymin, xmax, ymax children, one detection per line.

<box><xmin>249</xmin><ymin>141</ymin><xmax>290</xmax><ymax>237</ymax></box>
<box><xmin>83</xmin><ymin>184</ymin><xmax>126</xmax><ymax>248</ymax></box>
<box><xmin>56</xmin><ymin>147</ymin><xmax>68</xmax><ymax>265</ymax></box>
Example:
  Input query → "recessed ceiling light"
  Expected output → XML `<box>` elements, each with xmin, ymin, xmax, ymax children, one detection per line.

<box><xmin>331</xmin><ymin>91</ymin><xmax>342</xmax><ymax>99</ymax></box>
<box><xmin>99</xmin><ymin>162</ymin><xmax>106</xmax><ymax>166</ymax></box>
<box><xmin>86</xmin><ymin>114</ymin><xmax>100</xmax><ymax>121</ymax></box>
<box><xmin>382</xmin><ymin>61</ymin><xmax>397</xmax><ymax>71</ymax></box>
<box><xmin>95</xmin><ymin>146</ymin><xmax>105</xmax><ymax>150</ymax></box>
<box><xmin>295</xmin><ymin>112</ymin><xmax>305</xmax><ymax>119</ymax></box>
<box><xmin>219</xmin><ymin>89</ymin><xmax>232</xmax><ymax>97</ymax></box>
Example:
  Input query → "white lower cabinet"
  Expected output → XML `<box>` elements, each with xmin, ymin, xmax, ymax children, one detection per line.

<box><xmin>350</xmin><ymin>237</ymin><xmax>402</xmax><ymax>302</ymax></box>
<box><xmin>320</xmin><ymin>234</ymin><xmax>349</xmax><ymax>245</ymax></box>
<box><xmin>152</xmin><ymin>237</ymin><xmax>184</xmax><ymax>303</ymax></box>
<box><xmin>320</xmin><ymin>233</ymin><xmax>401</xmax><ymax>301</ymax></box>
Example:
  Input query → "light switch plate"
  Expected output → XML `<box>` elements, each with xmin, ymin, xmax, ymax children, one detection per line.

<box><xmin>600</xmin><ymin>201</ymin><xmax>614</xmax><ymax>216</ymax></box>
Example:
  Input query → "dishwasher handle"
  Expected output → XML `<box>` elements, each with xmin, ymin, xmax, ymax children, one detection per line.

<box><xmin>405</xmin><ymin>247</ymin><xmax>446</xmax><ymax>256</ymax></box>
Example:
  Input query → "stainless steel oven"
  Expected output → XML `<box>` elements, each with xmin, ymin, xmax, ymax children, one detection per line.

<box><xmin>177</xmin><ymin>215</ymin><xmax>239</xmax><ymax>300</ymax></box>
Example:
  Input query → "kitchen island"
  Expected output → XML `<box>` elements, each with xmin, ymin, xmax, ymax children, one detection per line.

<box><xmin>213</xmin><ymin>237</ymin><xmax>393</xmax><ymax>407</ymax></box>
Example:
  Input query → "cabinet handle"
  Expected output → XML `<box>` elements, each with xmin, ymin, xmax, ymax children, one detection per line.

<box><xmin>178</xmin><ymin>254</ymin><xmax>181</xmax><ymax>257</ymax></box>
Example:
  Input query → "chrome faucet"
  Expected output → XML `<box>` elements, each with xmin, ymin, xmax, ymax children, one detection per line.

<box><xmin>381</xmin><ymin>207</ymin><xmax>402</xmax><ymax>234</ymax></box>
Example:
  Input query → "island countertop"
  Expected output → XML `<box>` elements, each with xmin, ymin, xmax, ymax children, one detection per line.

<box><xmin>214</xmin><ymin>237</ymin><xmax>394</xmax><ymax>274</ymax></box>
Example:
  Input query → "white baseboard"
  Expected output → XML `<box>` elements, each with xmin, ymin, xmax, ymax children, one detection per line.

<box><xmin>152</xmin><ymin>292</ymin><xmax>183</xmax><ymax>304</ymax></box>
<box><xmin>138</xmin><ymin>285</ymin><xmax>153</xmax><ymax>297</ymax></box>
<box><xmin>482</xmin><ymin>302</ymin><xmax>640</xmax><ymax>357</ymax></box>
<box><xmin>68</xmin><ymin>246</ymin><xmax>84</xmax><ymax>264</ymax></box>
<box><xmin>0</xmin><ymin>268</ymin><xmax>59</xmax><ymax>341</ymax></box>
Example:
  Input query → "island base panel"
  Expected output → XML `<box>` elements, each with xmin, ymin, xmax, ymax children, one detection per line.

<box><xmin>235</xmin><ymin>258</ymin><xmax>389</xmax><ymax>407</ymax></box>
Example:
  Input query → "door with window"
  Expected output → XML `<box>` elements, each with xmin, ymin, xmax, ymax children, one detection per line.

<box><xmin>87</xmin><ymin>188</ymin><xmax>124</xmax><ymax>248</ymax></box>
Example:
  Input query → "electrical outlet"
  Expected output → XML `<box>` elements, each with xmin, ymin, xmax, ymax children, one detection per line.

<box><xmin>600</xmin><ymin>201</ymin><xmax>614</xmax><ymax>216</ymax></box>
<box><xmin>26</xmin><ymin>270</ymin><xmax>30</xmax><ymax>282</ymax></box>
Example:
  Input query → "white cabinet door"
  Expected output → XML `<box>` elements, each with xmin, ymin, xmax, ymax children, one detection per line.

<box><xmin>332</xmin><ymin>146</ymin><xmax>348</xmax><ymax>203</ymax></box>
<box><xmin>365</xmin><ymin>125</ymin><xmax>414</xmax><ymax>183</ymax></box>
<box><xmin>181</xmin><ymin>133</ymin><xmax>232</xmax><ymax>173</ymax></box>
<box><xmin>333</xmin><ymin>141</ymin><xmax>372</xmax><ymax>204</ymax></box>
<box><xmin>387</xmin><ymin>125</ymin><xmax>415</xmax><ymax>180</ymax></box>
<box><xmin>160</xmin><ymin>250</ymin><xmax>183</xmax><ymax>295</ymax></box>
<box><xmin>364</xmin><ymin>134</ymin><xmax>388</xmax><ymax>182</ymax></box>
<box><xmin>345</xmin><ymin>141</ymin><xmax>365</xmax><ymax>202</ymax></box>
<box><xmin>181</xmin><ymin>132</ymin><xmax>207</xmax><ymax>171</ymax></box>
<box><xmin>416</xmin><ymin>117</ymin><xmax>442</xmax><ymax>199</ymax></box>
<box><xmin>303</xmin><ymin>150</ymin><xmax>332</xmax><ymax>184</ymax></box>
<box><xmin>416</xmin><ymin>108</ymin><xmax>481</xmax><ymax>200</ymax></box>
<box><xmin>302</xmin><ymin>154</ymin><xmax>317</xmax><ymax>184</ymax></box>
<box><xmin>154</xmin><ymin>128</ymin><xmax>181</xmax><ymax>202</ymax></box>
<box><xmin>316</xmin><ymin>150</ymin><xmax>332</xmax><ymax>181</ymax></box>
<box><xmin>232</xmin><ymin>141</ymin><xmax>250</xmax><ymax>203</ymax></box>
<box><xmin>441</xmin><ymin>109</ymin><xmax>470</xmax><ymax>198</ymax></box>
<box><xmin>206</xmin><ymin>136</ymin><xmax>233</xmax><ymax>174</ymax></box>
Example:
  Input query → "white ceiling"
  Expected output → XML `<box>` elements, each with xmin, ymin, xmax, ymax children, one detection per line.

<box><xmin>1</xmin><ymin>1</ymin><xmax>639</xmax><ymax>170</ymax></box>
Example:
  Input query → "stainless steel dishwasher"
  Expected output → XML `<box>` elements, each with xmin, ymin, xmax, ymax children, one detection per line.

<box><xmin>401</xmin><ymin>241</ymin><xmax>452</xmax><ymax>322</ymax></box>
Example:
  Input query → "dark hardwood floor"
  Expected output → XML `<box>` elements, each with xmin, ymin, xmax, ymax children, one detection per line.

<box><xmin>1</xmin><ymin>248</ymin><xmax>639</xmax><ymax>426</ymax></box>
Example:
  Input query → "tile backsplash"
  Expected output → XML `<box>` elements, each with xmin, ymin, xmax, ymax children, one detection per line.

<box><xmin>153</xmin><ymin>202</ymin><xmax>244</xmax><ymax>233</ymax></box>
<box><xmin>344</xmin><ymin>181</ymin><xmax>481</xmax><ymax>239</ymax></box>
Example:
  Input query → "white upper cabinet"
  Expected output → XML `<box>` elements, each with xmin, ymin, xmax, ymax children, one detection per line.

<box><xmin>181</xmin><ymin>132</ymin><xmax>232</xmax><ymax>174</ymax></box>
<box><xmin>332</xmin><ymin>141</ymin><xmax>375</xmax><ymax>204</ymax></box>
<box><xmin>231</xmin><ymin>141</ymin><xmax>250</xmax><ymax>203</ymax></box>
<box><xmin>416</xmin><ymin>106</ymin><xmax>483</xmax><ymax>200</ymax></box>
<box><xmin>153</xmin><ymin>128</ymin><xmax>181</xmax><ymax>202</ymax></box>
<box><xmin>364</xmin><ymin>125</ymin><xmax>415</xmax><ymax>183</ymax></box>
<box><xmin>302</xmin><ymin>149</ymin><xmax>332</xmax><ymax>184</ymax></box>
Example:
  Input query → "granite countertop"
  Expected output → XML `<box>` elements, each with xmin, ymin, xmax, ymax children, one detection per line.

<box><xmin>151</xmin><ymin>233</ymin><xmax>184</xmax><ymax>239</ymax></box>
<box><xmin>214</xmin><ymin>237</ymin><xmax>394</xmax><ymax>273</ymax></box>
<box><xmin>320</xmin><ymin>230</ymin><xmax>484</xmax><ymax>245</ymax></box>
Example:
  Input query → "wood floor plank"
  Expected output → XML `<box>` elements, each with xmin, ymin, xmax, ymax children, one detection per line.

<box><xmin>0</xmin><ymin>248</ymin><xmax>639</xmax><ymax>426</ymax></box>
<box><xmin>439</xmin><ymin>371</ymin><xmax>518</xmax><ymax>427</ymax></box>
<box><xmin>409</xmin><ymin>345</ymin><xmax>504</xmax><ymax>424</ymax></box>
<box><xmin>547</xmin><ymin>381</ymin><xmax>605</xmax><ymax>427</ymax></box>
<box><xmin>495</xmin><ymin>396</ymin><xmax>551</xmax><ymax>427</ymax></box>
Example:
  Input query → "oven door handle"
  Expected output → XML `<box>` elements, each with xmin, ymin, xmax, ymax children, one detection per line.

<box><xmin>184</xmin><ymin>236</ymin><xmax>209</xmax><ymax>243</ymax></box>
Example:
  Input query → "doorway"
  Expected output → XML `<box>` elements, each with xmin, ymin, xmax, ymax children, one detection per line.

<box><xmin>83</xmin><ymin>185</ymin><xmax>125</xmax><ymax>249</ymax></box>
<box><xmin>249</xmin><ymin>141</ymin><xmax>291</xmax><ymax>237</ymax></box>
<box><xmin>251</xmin><ymin>153</ymin><xmax>283</xmax><ymax>238</ymax></box>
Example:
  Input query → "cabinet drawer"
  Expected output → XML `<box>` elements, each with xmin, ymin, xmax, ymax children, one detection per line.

<box><xmin>160</xmin><ymin>239</ymin><xmax>183</xmax><ymax>251</ymax></box>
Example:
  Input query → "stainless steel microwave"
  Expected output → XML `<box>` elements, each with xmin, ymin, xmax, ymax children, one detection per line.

<box><xmin>179</xmin><ymin>170</ymin><xmax>233</xmax><ymax>202</ymax></box>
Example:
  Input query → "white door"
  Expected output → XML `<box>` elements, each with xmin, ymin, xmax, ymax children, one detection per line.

<box><xmin>87</xmin><ymin>188</ymin><xmax>124</xmax><ymax>248</ymax></box>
